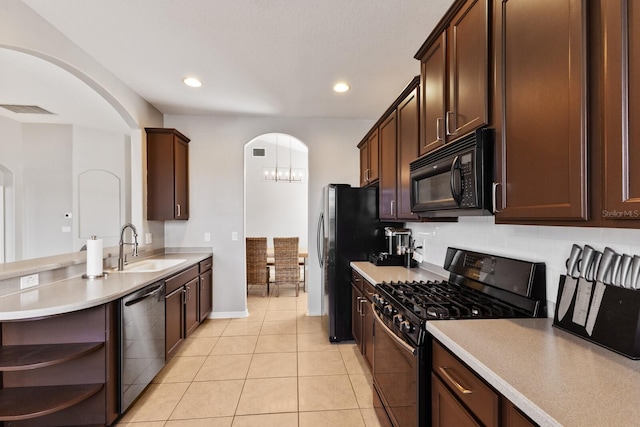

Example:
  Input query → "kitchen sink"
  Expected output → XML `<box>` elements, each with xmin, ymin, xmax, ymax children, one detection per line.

<box><xmin>116</xmin><ymin>258</ymin><xmax>187</xmax><ymax>273</ymax></box>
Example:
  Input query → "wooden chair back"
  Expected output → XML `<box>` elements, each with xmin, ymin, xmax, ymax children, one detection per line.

<box><xmin>273</xmin><ymin>237</ymin><xmax>300</xmax><ymax>296</ymax></box>
<box><xmin>246</xmin><ymin>237</ymin><xmax>269</xmax><ymax>297</ymax></box>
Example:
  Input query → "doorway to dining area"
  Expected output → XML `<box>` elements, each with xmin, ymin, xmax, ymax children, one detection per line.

<box><xmin>244</xmin><ymin>133</ymin><xmax>309</xmax><ymax>298</ymax></box>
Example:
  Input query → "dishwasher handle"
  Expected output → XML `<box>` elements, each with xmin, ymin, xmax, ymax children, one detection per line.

<box><xmin>124</xmin><ymin>283</ymin><xmax>164</xmax><ymax>307</ymax></box>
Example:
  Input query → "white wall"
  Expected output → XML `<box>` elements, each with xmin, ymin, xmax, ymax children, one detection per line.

<box><xmin>163</xmin><ymin>115</ymin><xmax>373</xmax><ymax>317</ymax></box>
<box><xmin>0</xmin><ymin>115</ymin><xmax>23</xmax><ymax>262</ymax></box>
<box><xmin>407</xmin><ymin>217</ymin><xmax>640</xmax><ymax>315</ymax></box>
<box><xmin>22</xmin><ymin>124</ymin><xmax>73</xmax><ymax>259</ymax></box>
<box><xmin>73</xmin><ymin>126</ymin><xmax>130</xmax><ymax>249</ymax></box>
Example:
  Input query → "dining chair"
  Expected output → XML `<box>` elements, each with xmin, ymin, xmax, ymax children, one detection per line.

<box><xmin>246</xmin><ymin>237</ymin><xmax>270</xmax><ymax>297</ymax></box>
<box><xmin>273</xmin><ymin>237</ymin><xmax>300</xmax><ymax>297</ymax></box>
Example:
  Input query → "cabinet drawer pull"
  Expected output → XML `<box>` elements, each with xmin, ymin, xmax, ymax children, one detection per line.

<box><xmin>439</xmin><ymin>366</ymin><xmax>473</xmax><ymax>394</ymax></box>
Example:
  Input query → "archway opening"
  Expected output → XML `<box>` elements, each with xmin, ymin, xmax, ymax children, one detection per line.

<box><xmin>244</xmin><ymin>133</ymin><xmax>309</xmax><ymax>300</ymax></box>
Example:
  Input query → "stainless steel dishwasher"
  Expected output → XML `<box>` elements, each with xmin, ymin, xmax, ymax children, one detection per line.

<box><xmin>120</xmin><ymin>281</ymin><xmax>165</xmax><ymax>413</ymax></box>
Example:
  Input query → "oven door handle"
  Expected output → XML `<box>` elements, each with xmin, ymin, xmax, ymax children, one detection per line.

<box><xmin>372</xmin><ymin>304</ymin><xmax>416</xmax><ymax>355</ymax></box>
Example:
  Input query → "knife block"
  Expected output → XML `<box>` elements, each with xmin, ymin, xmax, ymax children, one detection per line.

<box><xmin>553</xmin><ymin>275</ymin><xmax>640</xmax><ymax>359</ymax></box>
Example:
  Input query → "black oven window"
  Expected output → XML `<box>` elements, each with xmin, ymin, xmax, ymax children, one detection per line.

<box><xmin>417</xmin><ymin>172</ymin><xmax>451</xmax><ymax>203</ymax></box>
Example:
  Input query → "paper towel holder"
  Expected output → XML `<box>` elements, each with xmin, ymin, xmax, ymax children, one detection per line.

<box><xmin>82</xmin><ymin>235</ymin><xmax>107</xmax><ymax>279</ymax></box>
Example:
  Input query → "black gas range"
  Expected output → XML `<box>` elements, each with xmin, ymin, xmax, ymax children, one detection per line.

<box><xmin>371</xmin><ymin>247</ymin><xmax>547</xmax><ymax>427</ymax></box>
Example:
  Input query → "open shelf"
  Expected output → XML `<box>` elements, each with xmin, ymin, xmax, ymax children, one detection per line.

<box><xmin>0</xmin><ymin>383</ymin><xmax>103</xmax><ymax>421</ymax></box>
<box><xmin>0</xmin><ymin>342</ymin><xmax>104</xmax><ymax>371</ymax></box>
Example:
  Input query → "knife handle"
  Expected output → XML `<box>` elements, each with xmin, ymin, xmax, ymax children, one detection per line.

<box><xmin>608</xmin><ymin>253</ymin><xmax>622</xmax><ymax>286</ymax></box>
<box><xmin>579</xmin><ymin>245</ymin><xmax>595</xmax><ymax>279</ymax></box>
<box><xmin>588</xmin><ymin>251</ymin><xmax>602</xmax><ymax>281</ymax></box>
<box><xmin>566</xmin><ymin>244</ymin><xmax>582</xmax><ymax>278</ymax></box>
<box><xmin>618</xmin><ymin>254</ymin><xmax>633</xmax><ymax>288</ymax></box>
<box><xmin>630</xmin><ymin>255</ymin><xmax>640</xmax><ymax>290</ymax></box>
<box><xmin>597</xmin><ymin>247</ymin><xmax>616</xmax><ymax>284</ymax></box>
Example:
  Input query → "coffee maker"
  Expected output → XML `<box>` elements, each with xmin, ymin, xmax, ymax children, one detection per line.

<box><xmin>385</xmin><ymin>227</ymin><xmax>411</xmax><ymax>256</ymax></box>
<box><xmin>369</xmin><ymin>227</ymin><xmax>412</xmax><ymax>266</ymax></box>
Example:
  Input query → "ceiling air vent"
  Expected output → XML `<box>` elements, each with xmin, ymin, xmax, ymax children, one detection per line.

<box><xmin>0</xmin><ymin>104</ymin><xmax>55</xmax><ymax>115</ymax></box>
<box><xmin>252</xmin><ymin>148</ymin><xmax>266</xmax><ymax>157</ymax></box>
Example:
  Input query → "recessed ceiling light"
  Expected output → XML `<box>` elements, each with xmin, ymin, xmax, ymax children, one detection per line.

<box><xmin>333</xmin><ymin>82</ymin><xmax>350</xmax><ymax>93</ymax></box>
<box><xmin>183</xmin><ymin>77</ymin><xmax>202</xmax><ymax>88</ymax></box>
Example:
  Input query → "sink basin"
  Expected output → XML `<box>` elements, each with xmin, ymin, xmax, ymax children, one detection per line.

<box><xmin>116</xmin><ymin>258</ymin><xmax>187</xmax><ymax>273</ymax></box>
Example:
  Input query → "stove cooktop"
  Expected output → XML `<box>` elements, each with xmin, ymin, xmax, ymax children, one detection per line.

<box><xmin>374</xmin><ymin>247</ymin><xmax>548</xmax><ymax>323</ymax></box>
<box><xmin>377</xmin><ymin>280</ymin><xmax>531</xmax><ymax>320</ymax></box>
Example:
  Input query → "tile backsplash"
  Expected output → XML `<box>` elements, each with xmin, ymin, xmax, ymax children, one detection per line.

<box><xmin>407</xmin><ymin>217</ymin><xmax>640</xmax><ymax>311</ymax></box>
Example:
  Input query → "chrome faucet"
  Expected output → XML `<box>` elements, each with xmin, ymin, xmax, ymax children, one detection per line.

<box><xmin>118</xmin><ymin>223</ymin><xmax>139</xmax><ymax>270</ymax></box>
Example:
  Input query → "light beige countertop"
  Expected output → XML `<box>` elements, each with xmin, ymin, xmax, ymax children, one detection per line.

<box><xmin>0</xmin><ymin>252</ymin><xmax>212</xmax><ymax>321</ymax></box>
<box><xmin>429</xmin><ymin>318</ymin><xmax>640</xmax><ymax>427</ymax></box>
<box><xmin>350</xmin><ymin>261</ymin><xmax>448</xmax><ymax>285</ymax></box>
<box><xmin>351</xmin><ymin>261</ymin><xmax>640</xmax><ymax>426</ymax></box>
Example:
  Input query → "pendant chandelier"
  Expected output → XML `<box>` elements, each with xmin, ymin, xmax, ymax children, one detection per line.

<box><xmin>263</xmin><ymin>135</ymin><xmax>304</xmax><ymax>183</ymax></box>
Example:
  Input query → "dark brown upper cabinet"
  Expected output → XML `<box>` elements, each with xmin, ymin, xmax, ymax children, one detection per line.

<box><xmin>416</xmin><ymin>0</ymin><xmax>490</xmax><ymax>156</ymax></box>
<box><xmin>601</xmin><ymin>0</ymin><xmax>640</xmax><ymax>222</ymax></box>
<box><xmin>493</xmin><ymin>0</ymin><xmax>588</xmax><ymax>221</ymax></box>
<box><xmin>358</xmin><ymin>129</ymin><xmax>380</xmax><ymax>187</ymax></box>
<box><xmin>375</xmin><ymin>78</ymin><xmax>421</xmax><ymax>221</ymax></box>
<box><xmin>146</xmin><ymin>128</ymin><xmax>190</xmax><ymax>220</ymax></box>
<box><xmin>379</xmin><ymin>112</ymin><xmax>398</xmax><ymax>219</ymax></box>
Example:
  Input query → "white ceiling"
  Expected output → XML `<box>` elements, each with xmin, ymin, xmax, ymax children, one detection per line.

<box><xmin>13</xmin><ymin>0</ymin><xmax>454</xmax><ymax>122</ymax></box>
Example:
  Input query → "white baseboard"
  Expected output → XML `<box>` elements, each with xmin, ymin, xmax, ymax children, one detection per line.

<box><xmin>208</xmin><ymin>310</ymin><xmax>249</xmax><ymax>319</ymax></box>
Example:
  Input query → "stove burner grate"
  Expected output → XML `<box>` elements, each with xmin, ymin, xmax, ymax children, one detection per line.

<box><xmin>379</xmin><ymin>280</ymin><xmax>528</xmax><ymax>320</ymax></box>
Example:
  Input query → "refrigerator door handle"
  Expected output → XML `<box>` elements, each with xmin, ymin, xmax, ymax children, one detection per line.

<box><xmin>317</xmin><ymin>212</ymin><xmax>325</xmax><ymax>267</ymax></box>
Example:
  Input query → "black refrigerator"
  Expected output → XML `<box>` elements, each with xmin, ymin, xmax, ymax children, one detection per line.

<box><xmin>318</xmin><ymin>184</ymin><xmax>400</xmax><ymax>342</ymax></box>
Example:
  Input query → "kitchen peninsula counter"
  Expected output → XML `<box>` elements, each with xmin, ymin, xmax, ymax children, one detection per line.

<box><xmin>0</xmin><ymin>252</ymin><xmax>212</xmax><ymax>321</ymax></box>
<box><xmin>430</xmin><ymin>318</ymin><xmax>640</xmax><ymax>427</ymax></box>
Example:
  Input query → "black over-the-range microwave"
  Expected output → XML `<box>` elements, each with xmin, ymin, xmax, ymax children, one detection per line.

<box><xmin>409</xmin><ymin>127</ymin><xmax>494</xmax><ymax>218</ymax></box>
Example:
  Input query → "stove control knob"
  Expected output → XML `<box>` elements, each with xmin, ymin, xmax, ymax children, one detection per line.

<box><xmin>401</xmin><ymin>320</ymin><xmax>414</xmax><ymax>334</ymax></box>
<box><xmin>383</xmin><ymin>304</ymin><xmax>397</xmax><ymax>316</ymax></box>
<box><xmin>393</xmin><ymin>314</ymin><xmax>404</xmax><ymax>326</ymax></box>
<box><xmin>373</xmin><ymin>294</ymin><xmax>385</xmax><ymax>307</ymax></box>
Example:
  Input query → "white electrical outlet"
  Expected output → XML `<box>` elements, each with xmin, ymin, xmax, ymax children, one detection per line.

<box><xmin>61</xmin><ymin>226</ymin><xmax>71</xmax><ymax>233</ymax></box>
<box><xmin>145</xmin><ymin>233</ymin><xmax>153</xmax><ymax>244</ymax></box>
<box><xmin>20</xmin><ymin>274</ymin><xmax>39</xmax><ymax>289</ymax></box>
<box><xmin>204</xmin><ymin>232</ymin><xmax>211</xmax><ymax>242</ymax></box>
<box><xmin>231</xmin><ymin>232</ymin><xmax>238</xmax><ymax>241</ymax></box>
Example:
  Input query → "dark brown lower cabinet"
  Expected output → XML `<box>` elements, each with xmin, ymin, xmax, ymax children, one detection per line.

<box><xmin>184</xmin><ymin>277</ymin><xmax>200</xmax><ymax>336</ymax></box>
<box><xmin>432</xmin><ymin>341</ymin><xmax>537</xmax><ymax>427</ymax></box>
<box><xmin>165</xmin><ymin>261</ymin><xmax>212</xmax><ymax>360</ymax></box>
<box><xmin>198</xmin><ymin>257</ymin><xmax>213</xmax><ymax>321</ymax></box>
<box><xmin>0</xmin><ymin>304</ymin><xmax>118</xmax><ymax>426</ymax></box>
<box><xmin>351</xmin><ymin>269</ymin><xmax>375</xmax><ymax>370</ymax></box>
<box><xmin>432</xmin><ymin>373</ymin><xmax>481</xmax><ymax>427</ymax></box>
<box><xmin>165</xmin><ymin>265</ymin><xmax>199</xmax><ymax>360</ymax></box>
<box><xmin>165</xmin><ymin>286</ymin><xmax>186</xmax><ymax>360</ymax></box>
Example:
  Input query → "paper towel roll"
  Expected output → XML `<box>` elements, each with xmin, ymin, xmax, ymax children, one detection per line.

<box><xmin>86</xmin><ymin>236</ymin><xmax>103</xmax><ymax>277</ymax></box>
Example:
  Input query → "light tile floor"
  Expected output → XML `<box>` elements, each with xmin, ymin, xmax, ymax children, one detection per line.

<box><xmin>116</xmin><ymin>284</ymin><xmax>383</xmax><ymax>427</ymax></box>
